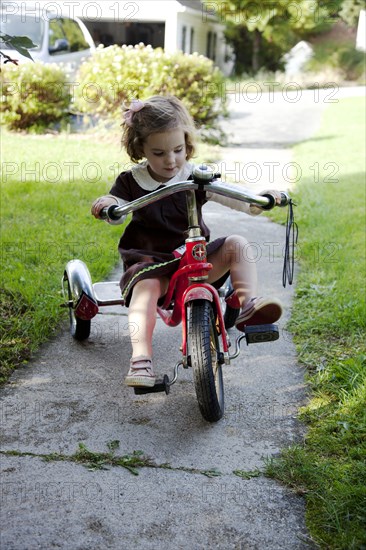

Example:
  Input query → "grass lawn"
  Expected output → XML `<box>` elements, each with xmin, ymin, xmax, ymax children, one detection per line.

<box><xmin>266</xmin><ymin>97</ymin><xmax>366</xmax><ymax>549</ymax></box>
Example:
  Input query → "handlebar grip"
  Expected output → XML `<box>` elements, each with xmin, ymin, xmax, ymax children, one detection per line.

<box><xmin>260</xmin><ymin>194</ymin><xmax>276</xmax><ymax>210</ymax></box>
<box><xmin>261</xmin><ymin>192</ymin><xmax>290</xmax><ymax>210</ymax></box>
<box><xmin>99</xmin><ymin>207</ymin><xmax>108</xmax><ymax>220</ymax></box>
<box><xmin>99</xmin><ymin>204</ymin><xmax>121</xmax><ymax>221</ymax></box>
<box><xmin>280</xmin><ymin>192</ymin><xmax>290</xmax><ymax>207</ymax></box>
<box><xmin>107</xmin><ymin>204</ymin><xmax>122</xmax><ymax>220</ymax></box>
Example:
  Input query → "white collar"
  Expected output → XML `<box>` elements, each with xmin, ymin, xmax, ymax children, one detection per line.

<box><xmin>131</xmin><ymin>160</ymin><xmax>194</xmax><ymax>191</ymax></box>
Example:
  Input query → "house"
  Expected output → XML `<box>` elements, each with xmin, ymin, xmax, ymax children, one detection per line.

<box><xmin>59</xmin><ymin>0</ymin><xmax>233</xmax><ymax>75</ymax></box>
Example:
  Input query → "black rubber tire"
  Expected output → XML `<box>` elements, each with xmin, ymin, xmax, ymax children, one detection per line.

<box><xmin>188</xmin><ymin>300</ymin><xmax>224</xmax><ymax>422</ymax></box>
<box><xmin>223</xmin><ymin>278</ymin><xmax>240</xmax><ymax>329</ymax></box>
<box><xmin>65</xmin><ymin>276</ymin><xmax>91</xmax><ymax>341</ymax></box>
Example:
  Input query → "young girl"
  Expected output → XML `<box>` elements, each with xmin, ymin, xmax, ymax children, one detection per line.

<box><xmin>91</xmin><ymin>95</ymin><xmax>282</xmax><ymax>388</ymax></box>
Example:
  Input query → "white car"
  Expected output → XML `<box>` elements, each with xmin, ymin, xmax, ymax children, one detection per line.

<box><xmin>0</xmin><ymin>7</ymin><xmax>95</xmax><ymax>74</ymax></box>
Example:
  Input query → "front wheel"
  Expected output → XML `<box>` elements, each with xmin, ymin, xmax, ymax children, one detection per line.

<box><xmin>188</xmin><ymin>300</ymin><xmax>224</xmax><ymax>422</ymax></box>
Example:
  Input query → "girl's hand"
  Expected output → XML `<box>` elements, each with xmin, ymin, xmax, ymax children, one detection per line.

<box><xmin>259</xmin><ymin>189</ymin><xmax>282</xmax><ymax>206</ymax></box>
<box><xmin>91</xmin><ymin>196</ymin><xmax>118</xmax><ymax>218</ymax></box>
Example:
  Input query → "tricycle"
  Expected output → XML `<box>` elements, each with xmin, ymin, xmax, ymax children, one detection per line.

<box><xmin>62</xmin><ymin>165</ymin><xmax>293</xmax><ymax>422</ymax></box>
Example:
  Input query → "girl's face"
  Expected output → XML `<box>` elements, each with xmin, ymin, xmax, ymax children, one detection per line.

<box><xmin>143</xmin><ymin>128</ymin><xmax>186</xmax><ymax>183</ymax></box>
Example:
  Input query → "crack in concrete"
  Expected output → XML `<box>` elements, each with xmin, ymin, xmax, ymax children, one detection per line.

<box><xmin>0</xmin><ymin>448</ymin><xmax>264</xmax><ymax>480</ymax></box>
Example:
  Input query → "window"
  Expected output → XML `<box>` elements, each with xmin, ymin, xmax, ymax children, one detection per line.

<box><xmin>49</xmin><ymin>19</ymin><xmax>67</xmax><ymax>53</ymax></box>
<box><xmin>0</xmin><ymin>14</ymin><xmax>43</xmax><ymax>51</ymax></box>
<box><xmin>190</xmin><ymin>27</ymin><xmax>194</xmax><ymax>54</ymax></box>
<box><xmin>212</xmin><ymin>32</ymin><xmax>217</xmax><ymax>61</ymax></box>
<box><xmin>206</xmin><ymin>31</ymin><xmax>217</xmax><ymax>60</ymax></box>
<box><xmin>49</xmin><ymin>17</ymin><xmax>89</xmax><ymax>55</ymax></box>
<box><xmin>206</xmin><ymin>31</ymin><xmax>212</xmax><ymax>58</ymax></box>
<box><xmin>181</xmin><ymin>25</ymin><xmax>187</xmax><ymax>53</ymax></box>
<box><xmin>63</xmin><ymin>18</ymin><xmax>89</xmax><ymax>52</ymax></box>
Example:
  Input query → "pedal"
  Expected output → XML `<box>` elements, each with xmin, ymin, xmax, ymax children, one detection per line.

<box><xmin>244</xmin><ymin>324</ymin><xmax>279</xmax><ymax>344</ymax></box>
<box><xmin>133</xmin><ymin>375</ymin><xmax>170</xmax><ymax>395</ymax></box>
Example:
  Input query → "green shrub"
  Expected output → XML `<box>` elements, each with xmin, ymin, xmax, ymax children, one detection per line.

<box><xmin>306</xmin><ymin>36</ymin><xmax>366</xmax><ymax>83</ymax></box>
<box><xmin>0</xmin><ymin>62</ymin><xmax>71</xmax><ymax>131</ymax></box>
<box><xmin>337</xmin><ymin>46</ymin><xmax>365</xmax><ymax>80</ymax></box>
<box><xmin>73</xmin><ymin>43</ymin><xmax>226</xmax><ymax>127</ymax></box>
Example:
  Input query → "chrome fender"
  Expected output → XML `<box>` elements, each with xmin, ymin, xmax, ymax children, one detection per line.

<box><xmin>63</xmin><ymin>259</ymin><xmax>99</xmax><ymax>320</ymax></box>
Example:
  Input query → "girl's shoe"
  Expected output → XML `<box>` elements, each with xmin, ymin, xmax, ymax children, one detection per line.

<box><xmin>125</xmin><ymin>356</ymin><xmax>156</xmax><ymax>387</ymax></box>
<box><xmin>235</xmin><ymin>297</ymin><xmax>283</xmax><ymax>332</ymax></box>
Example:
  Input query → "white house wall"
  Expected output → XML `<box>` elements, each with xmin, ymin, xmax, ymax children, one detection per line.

<box><xmin>176</xmin><ymin>12</ymin><xmax>233</xmax><ymax>75</ymax></box>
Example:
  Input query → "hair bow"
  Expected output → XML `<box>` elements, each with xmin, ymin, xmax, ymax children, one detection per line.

<box><xmin>124</xmin><ymin>99</ymin><xmax>145</xmax><ymax>127</ymax></box>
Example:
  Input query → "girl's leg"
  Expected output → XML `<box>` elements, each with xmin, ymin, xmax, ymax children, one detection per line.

<box><xmin>207</xmin><ymin>235</ymin><xmax>282</xmax><ymax>327</ymax></box>
<box><xmin>128</xmin><ymin>276</ymin><xmax>169</xmax><ymax>358</ymax></box>
<box><xmin>125</xmin><ymin>276</ymin><xmax>169</xmax><ymax>387</ymax></box>
<box><xmin>207</xmin><ymin>235</ymin><xmax>257</xmax><ymax>308</ymax></box>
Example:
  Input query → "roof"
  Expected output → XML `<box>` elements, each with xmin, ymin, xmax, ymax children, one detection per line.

<box><xmin>177</xmin><ymin>1</ymin><xmax>204</xmax><ymax>12</ymax></box>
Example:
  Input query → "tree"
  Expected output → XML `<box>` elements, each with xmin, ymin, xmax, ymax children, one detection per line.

<box><xmin>339</xmin><ymin>0</ymin><xmax>366</xmax><ymax>26</ymax></box>
<box><xmin>223</xmin><ymin>0</ymin><xmax>343</xmax><ymax>74</ymax></box>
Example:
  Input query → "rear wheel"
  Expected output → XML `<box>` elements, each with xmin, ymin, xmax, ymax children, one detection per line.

<box><xmin>64</xmin><ymin>276</ymin><xmax>91</xmax><ymax>341</ymax></box>
<box><xmin>188</xmin><ymin>300</ymin><xmax>224</xmax><ymax>422</ymax></box>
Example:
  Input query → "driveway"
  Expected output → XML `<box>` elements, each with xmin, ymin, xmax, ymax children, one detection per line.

<box><xmin>2</xmin><ymin>87</ymin><xmax>357</xmax><ymax>549</ymax></box>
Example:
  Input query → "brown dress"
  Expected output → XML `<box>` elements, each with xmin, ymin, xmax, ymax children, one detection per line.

<box><xmin>109</xmin><ymin>170</ymin><xmax>227</xmax><ymax>306</ymax></box>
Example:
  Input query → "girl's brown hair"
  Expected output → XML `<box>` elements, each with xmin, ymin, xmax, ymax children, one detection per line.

<box><xmin>121</xmin><ymin>95</ymin><xmax>196</xmax><ymax>163</ymax></box>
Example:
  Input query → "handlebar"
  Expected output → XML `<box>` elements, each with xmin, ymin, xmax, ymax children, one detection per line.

<box><xmin>100</xmin><ymin>178</ymin><xmax>290</xmax><ymax>221</ymax></box>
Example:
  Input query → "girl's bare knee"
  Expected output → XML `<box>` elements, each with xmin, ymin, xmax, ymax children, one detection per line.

<box><xmin>223</xmin><ymin>235</ymin><xmax>249</xmax><ymax>264</ymax></box>
<box><xmin>226</xmin><ymin>234</ymin><xmax>249</xmax><ymax>248</ymax></box>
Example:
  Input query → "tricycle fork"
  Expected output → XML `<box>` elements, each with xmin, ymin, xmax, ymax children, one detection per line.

<box><xmin>181</xmin><ymin>283</ymin><xmax>231</xmax><ymax>366</ymax></box>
